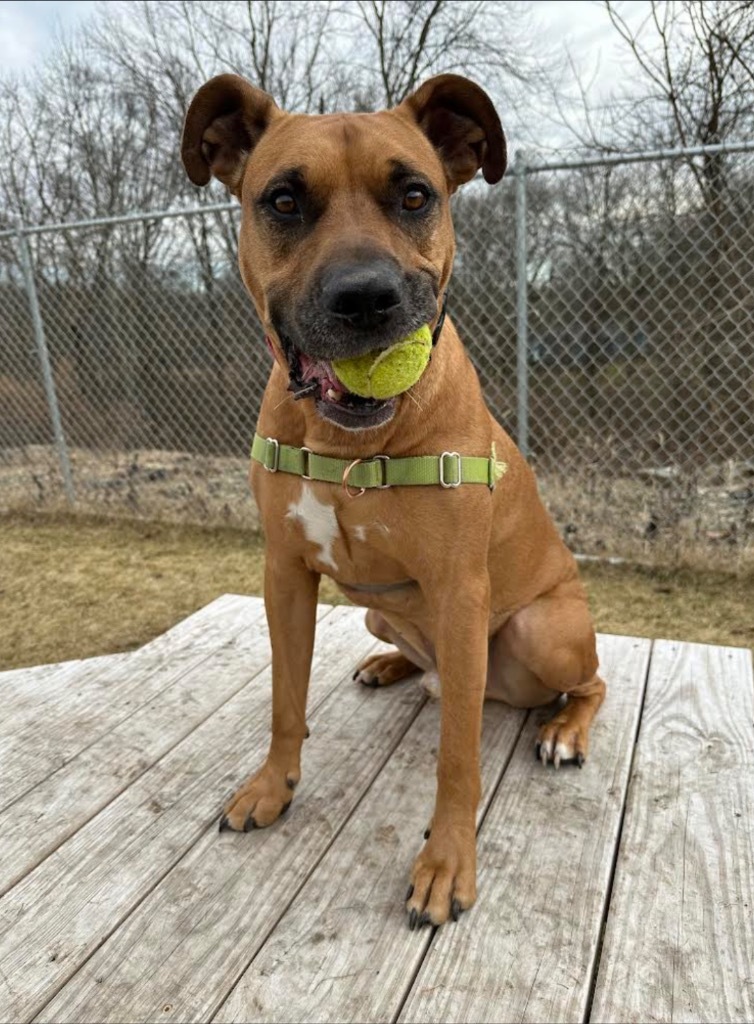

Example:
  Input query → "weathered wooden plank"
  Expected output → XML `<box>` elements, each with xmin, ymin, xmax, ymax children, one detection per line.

<box><xmin>0</xmin><ymin>594</ymin><xmax>245</xmax><ymax>718</ymax></box>
<box><xmin>0</xmin><ymin>595</ymin><xmax>262</xmax><ymax>810</ymax></box>
<box><xmin>0</xmin><ymin>598</ymin><xmax>303</xmax><ymax>894</ymax></box>
<box><xmin>35</xmin><ymin>648</ymin><xmax>424</xmax><ymax>1024</ymax></box>
<box><xmin>0</xmin><ymin>654</ymin><xmax>127</xmax><ymax>693</ymax></box>
<box><xmin>0</xmin><ymin>605</ymin><xmax>377</xmax><ymax>1023</ymax></box>
<box><xmin>398</xmin><ymin>634</ymin><xmax>652</xmax><ymax>1024</ymax></box>
<box><xmin>214</xmin><ymin>698</ymin><xmax>527</xmax><ymax>1024</ymax></box>
<box><xmin>591</xmin><ymin>640</ymin><xmax>754</xmax><ymax>1024</ymax></box>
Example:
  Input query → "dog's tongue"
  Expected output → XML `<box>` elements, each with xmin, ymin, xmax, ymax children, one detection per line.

<box><xmin>299</xmin><ymin>352</ymin><xmax>345</xmax><ymax>402</ymax></box>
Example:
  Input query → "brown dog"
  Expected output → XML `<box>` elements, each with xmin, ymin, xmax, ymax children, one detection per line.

<box><xmin>181</xmin><ymin>73</ymin><xmax>605</xmax><ymax>928</ymax></box>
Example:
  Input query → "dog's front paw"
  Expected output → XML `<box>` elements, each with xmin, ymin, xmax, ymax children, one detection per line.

<box><xmin>405</xmin><ymin>822</ymin><xmax>476</xmax><ymax>928</ymax></box>
<box><xmin>219</xmin><ymin>761</ymin><xmax>297</xmax><ymax>832</ymax></box>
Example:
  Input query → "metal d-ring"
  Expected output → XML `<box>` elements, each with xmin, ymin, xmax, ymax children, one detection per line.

<box><xmin>342</xmin><ymin>458</ymin><xmax>366</xmax><ymax>498</ymax></box>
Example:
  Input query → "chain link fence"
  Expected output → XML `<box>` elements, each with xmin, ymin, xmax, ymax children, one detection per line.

<box><xmin>1</xmin><ymin>142</ymin><xmax>753</xmax><ymax>567</ymax></box>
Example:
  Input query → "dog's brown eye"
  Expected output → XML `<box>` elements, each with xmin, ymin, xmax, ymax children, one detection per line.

<box><xmin>403</xmin><ymin>188</ymin><xmax>428</xmax><ymax>211</ymax></box>
<box><xmin>271</xmin><ymin>191</ymin><xmax>298</xmax><ymax>216</ymax></box>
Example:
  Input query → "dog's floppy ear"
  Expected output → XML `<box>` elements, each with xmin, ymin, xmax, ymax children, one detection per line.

<box><xmin>401</xmin><ymin>74</ymin><xmax>506</xmax><ymax>191</ymax></box>
<box><xmin>181</xmin><ymin>74</ymin><xmax>279</xmax><ymax>195</ymax></box>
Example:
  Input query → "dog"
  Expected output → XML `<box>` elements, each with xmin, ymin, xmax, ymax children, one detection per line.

<box><xmin>181</xmin><ymin>72</ymin><xmax>605</xmax><ymax>929</ymax></box>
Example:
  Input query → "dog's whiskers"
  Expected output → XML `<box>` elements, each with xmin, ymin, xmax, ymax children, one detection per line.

<box><xmin>404</xmin><ymin>387</ymin><xmax>424</xmax><ymax>412</ymax></box>
<box><xmin>274</xmin><ymin>392</ymin><xmax>295</xmax><ymax>411</ymax></box>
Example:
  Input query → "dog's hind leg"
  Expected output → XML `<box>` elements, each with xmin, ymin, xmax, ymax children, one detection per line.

<box><xmin>496</xmin><ymin>578</ymin><xmax>606</xmax><ymax>768</ymax></box>
<box><xmin>354</xmin><ymin>609</ymin><xmax>434</xmax><ymax>687</ymax></box>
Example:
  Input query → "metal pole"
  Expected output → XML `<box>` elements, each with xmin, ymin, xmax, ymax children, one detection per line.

<box><xmin>16</xmin><ymin>229</ymin><xmax>76</xmax><ymax>504</ymax></box>
<box><xmin>514</xmin><ymin>151</ymin><xmax>529</xmax><ymax>458</ymax></box>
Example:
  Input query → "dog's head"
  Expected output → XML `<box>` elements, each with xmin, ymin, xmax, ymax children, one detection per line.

<box><xmin>182</xmin><ymin>73</ymin><xmax>505</xmax><ymax>430</ymax></box>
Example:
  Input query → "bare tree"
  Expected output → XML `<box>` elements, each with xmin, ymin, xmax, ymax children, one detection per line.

<box><xmin>345</xmin><ymin>0</ymin><xmax>545</xmax><ymax>110</ymax></box>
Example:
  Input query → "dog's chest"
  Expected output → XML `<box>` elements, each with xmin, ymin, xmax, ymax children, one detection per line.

<box><xmin>284</xmin><ymin>482</ymin><xmax>400</xmax><ymax>581</ymax></box>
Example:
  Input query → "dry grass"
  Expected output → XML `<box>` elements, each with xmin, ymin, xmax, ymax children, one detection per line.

<box><xmin>1</xmin><ymin>511</ymin><xmax>751</xmax><ymax>671</ymax></box>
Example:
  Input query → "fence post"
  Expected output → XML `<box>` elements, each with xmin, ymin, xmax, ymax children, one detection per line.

<box><xmin>16</xmin><ymin>228</ymin><xmax>76</xmax><ymax>505</ymax></box>
<box><xmin>514</xmin><ymin>150</ymin><xmax>529</xmax><ymax>458</ymax></box>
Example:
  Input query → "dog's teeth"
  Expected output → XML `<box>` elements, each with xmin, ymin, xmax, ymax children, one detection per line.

<box><xmin>326</xmin><ymin>388</ymin><xmax>341</xmax><ymax>401</ymax></box>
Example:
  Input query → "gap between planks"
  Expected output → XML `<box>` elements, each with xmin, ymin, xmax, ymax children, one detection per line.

<box><xmin>394</xmin><ymin>634</ymin><xmax>651</xmax><ymax>1024</ymax></box>
<box><xmin>590</xmin><ymin>639</ymin><xmax>754</xmax><ymax>1024</ymax></box>
<box><xmin>0</xmin><ymin>595</ymin><xmax>263</xmax><ymax>812</ymax></box>
<box><xmin>33</xmin><ymin>615</ymin><xmax>419</xmax><ymax>1023</ymax></box>
<box><xmin>0</xmin><ymin>598</ymin><xmax>326</xmax><ymax>895</ymax></box>
<box><xmin>0</xmin><ymin>605</ymin><xmax>381</xmax><ymax>1022</ymax></box>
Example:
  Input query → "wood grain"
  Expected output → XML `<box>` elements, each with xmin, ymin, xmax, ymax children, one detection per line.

<box><xmin>35</xmin><ymin>631</ymin><xmax>420</xmax><ymax>1024</ymax></box>
<box><xmin>0</xmin><ymin>605</ymin><xmax>376</xmax><ymax>1023</ymax></box>
<box><xmin>0</xmin><ymin>595</ymin><xmax>242</xmax><ymax>722</ymax></box>
<box><xmin>1</xmin><ymin>595</ymin><xmax>259</xmax><ymax>810</ymax></box>
<box><xmin>590</xmin><ymin>640</ymin><xmax>754</xmax><ymax>1024</ymax></box>
<box><xmin>214</xmin><ymin>698</ymin><xmax>527</xmax><ymax>1024</ymax></box>
<box><xmin>398</xmin><ymin>634</ymin><xmax>651</xmax><ymax>1024</ymax></box>
<box><xmin>0</xmin><ymin>655</ymin><xmax>127</xmax><ymax>722</ymax></box>
<box><xmin>0</xmin><ymin>599</ymin><xmax>280</xmax><ymax>894</ymax></box>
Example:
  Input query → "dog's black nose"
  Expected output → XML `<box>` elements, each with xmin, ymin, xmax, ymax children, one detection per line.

<box><xmin>321</xmin><ymin>261</ymin><xmax>403</xmax><ymax>329</ymax></box>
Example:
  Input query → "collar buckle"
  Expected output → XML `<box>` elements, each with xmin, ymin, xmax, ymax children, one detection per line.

<box><xmin>263</xmin><ymin>437</ymin><xmax>280</xmax><ymax>473</ymax></box>
<box><xmin>374</xmin><ymin>454</ymin><xmax>390</xmax><ymax>489</ymax></box>
<box><xmin>439</xmin><ymin>451</ymin><xmax>462</xmax><ymax>488</ymax></box>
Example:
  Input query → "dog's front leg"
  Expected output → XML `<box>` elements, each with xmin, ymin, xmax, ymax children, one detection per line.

<box><xmin>221</xmin><ymin>553</ymin><xmax>319</xmax><ymax>832</ymax></box>
<box><xmin>407</xmin><ymin>574</ymin><xmax>490</xmax><ymax>927</ymax></box>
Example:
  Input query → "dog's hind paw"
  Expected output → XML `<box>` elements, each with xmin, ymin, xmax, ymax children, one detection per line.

<box><xmin>353</xmin><ymin>650</ymin><xmax>417</xmax><ymax>688</ymax></box>
<box><xmin>536</xmin><ymin>714</ymin><xmax>588</xmax><ymax>769</ymax></box>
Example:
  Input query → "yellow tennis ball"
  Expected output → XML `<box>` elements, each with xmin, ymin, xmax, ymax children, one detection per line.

<box><xmin>332</xmin><ymin>325</ymin><xmax>432</xmax><ymax>400</ymax></box>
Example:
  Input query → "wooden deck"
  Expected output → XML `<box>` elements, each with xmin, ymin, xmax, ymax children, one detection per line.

<box><xmin>1</xmin><ymin>595</ymin><xmax>752</xmax><ymax>1024</ymax></box>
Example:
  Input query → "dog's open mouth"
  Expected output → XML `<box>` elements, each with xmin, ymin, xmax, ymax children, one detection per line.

<box><xmin>285</xmin><ymin>347</ymin><xmax>397</xmax><ymax>430</ymax></box>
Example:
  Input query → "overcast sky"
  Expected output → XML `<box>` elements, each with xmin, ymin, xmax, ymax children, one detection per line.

<box><xmin>0</xmin><ymin>0</ymin><xmax>647</xmax><ymax>148</ymax></box>
<box><xmin>0</xmin><ymin>0</ymin><xmax>649</xmax><ymax>110</ymax></box>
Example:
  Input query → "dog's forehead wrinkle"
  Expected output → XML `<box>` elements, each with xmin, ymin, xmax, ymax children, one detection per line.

<box><xmin>257</xmin><ymin>111</ymin><xmax>441</xmax><ymax>199</ymax></box>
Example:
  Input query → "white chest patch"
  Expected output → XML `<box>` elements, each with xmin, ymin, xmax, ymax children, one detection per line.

<box><xmin>286</xmin><ymin>484</ymin><xmax>339</xmax><ymax>571</ymax></box>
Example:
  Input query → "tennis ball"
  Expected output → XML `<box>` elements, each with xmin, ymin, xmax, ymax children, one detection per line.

<box><xmin>332</xmin><ymin>325</ymin><xmax>432</xmax><ymax>400</ymax></box>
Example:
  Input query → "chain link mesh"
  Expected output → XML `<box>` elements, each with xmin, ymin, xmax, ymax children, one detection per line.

<box><xmin>1</xmin><ymin>144</ymin><xmax>752</xmax><ymax>565</ymax></box>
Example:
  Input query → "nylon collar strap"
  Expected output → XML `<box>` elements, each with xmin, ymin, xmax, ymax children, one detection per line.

<box><xmin>251</xmin><ymin>433</ymin><xmax>508</xmax><ymax>492</ymax></box>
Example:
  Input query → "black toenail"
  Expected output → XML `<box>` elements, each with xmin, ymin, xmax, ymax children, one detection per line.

<box><xmin>218</xmin><ymin>815</ymin><xmax>230</xmax><ymax>833</ymax></box>
<box><xmin>408</xmin><ymin>908</ymin><xmax>419</xmax><ymax>931</ymax></box>
<box><xmin>419</xmin><ymin>911</ymin><xmax>431</xmax><ymax>928</ymax></box>
<box><xmin>451</xmin><ymin>898</ymin><xmax>461</xmax><ymax>922</ymax></box>
<box><xmin>424</xmin><ymin>828</ymin><xmax>431</xmax><ymax>839</ymax></box>
<box><xmin>577</xmin><ymin>753</ymin><xmax>585</xmax><ymax>768</ymax></box>
<box><xmin>406</xmin><ymin>884</ymin><xmax>414</xmax><ymax>901</ymax></box>
<box><xmin>243</xmin><ymin>816</ymin><xmax>257</xmax><ymax>832</ymax></box>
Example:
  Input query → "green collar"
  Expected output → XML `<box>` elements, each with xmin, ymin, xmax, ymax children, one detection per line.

<box><xmin>251</xmin><ymin>433</ymin><xmax>507</xmax><ymax>494</ymax></box>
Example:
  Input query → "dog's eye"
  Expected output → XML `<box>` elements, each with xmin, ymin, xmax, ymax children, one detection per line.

<box><xmin>403</xmin><ymin>187</ymin><xmax>428</xmax><ymax>212</ymax></box>
<box><xmin>270</xmin><ymin>191</ymin><xmax>298</xmax><ymax>217</ymax></box>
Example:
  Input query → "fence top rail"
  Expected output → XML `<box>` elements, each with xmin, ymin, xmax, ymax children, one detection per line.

<box><xmin>0</xmin><ymin>200</ymin><xmax>239</xmax><ymax>241</ymax></box>
<box><xmin>523</xmin><ymin>139</ymin><xmax>754</xmax><ymax>175</ymax></box>
<box><xmin>2</xmin><ymin>139</ymin><xmax>754</xmax><ymax>240</ymax></box>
